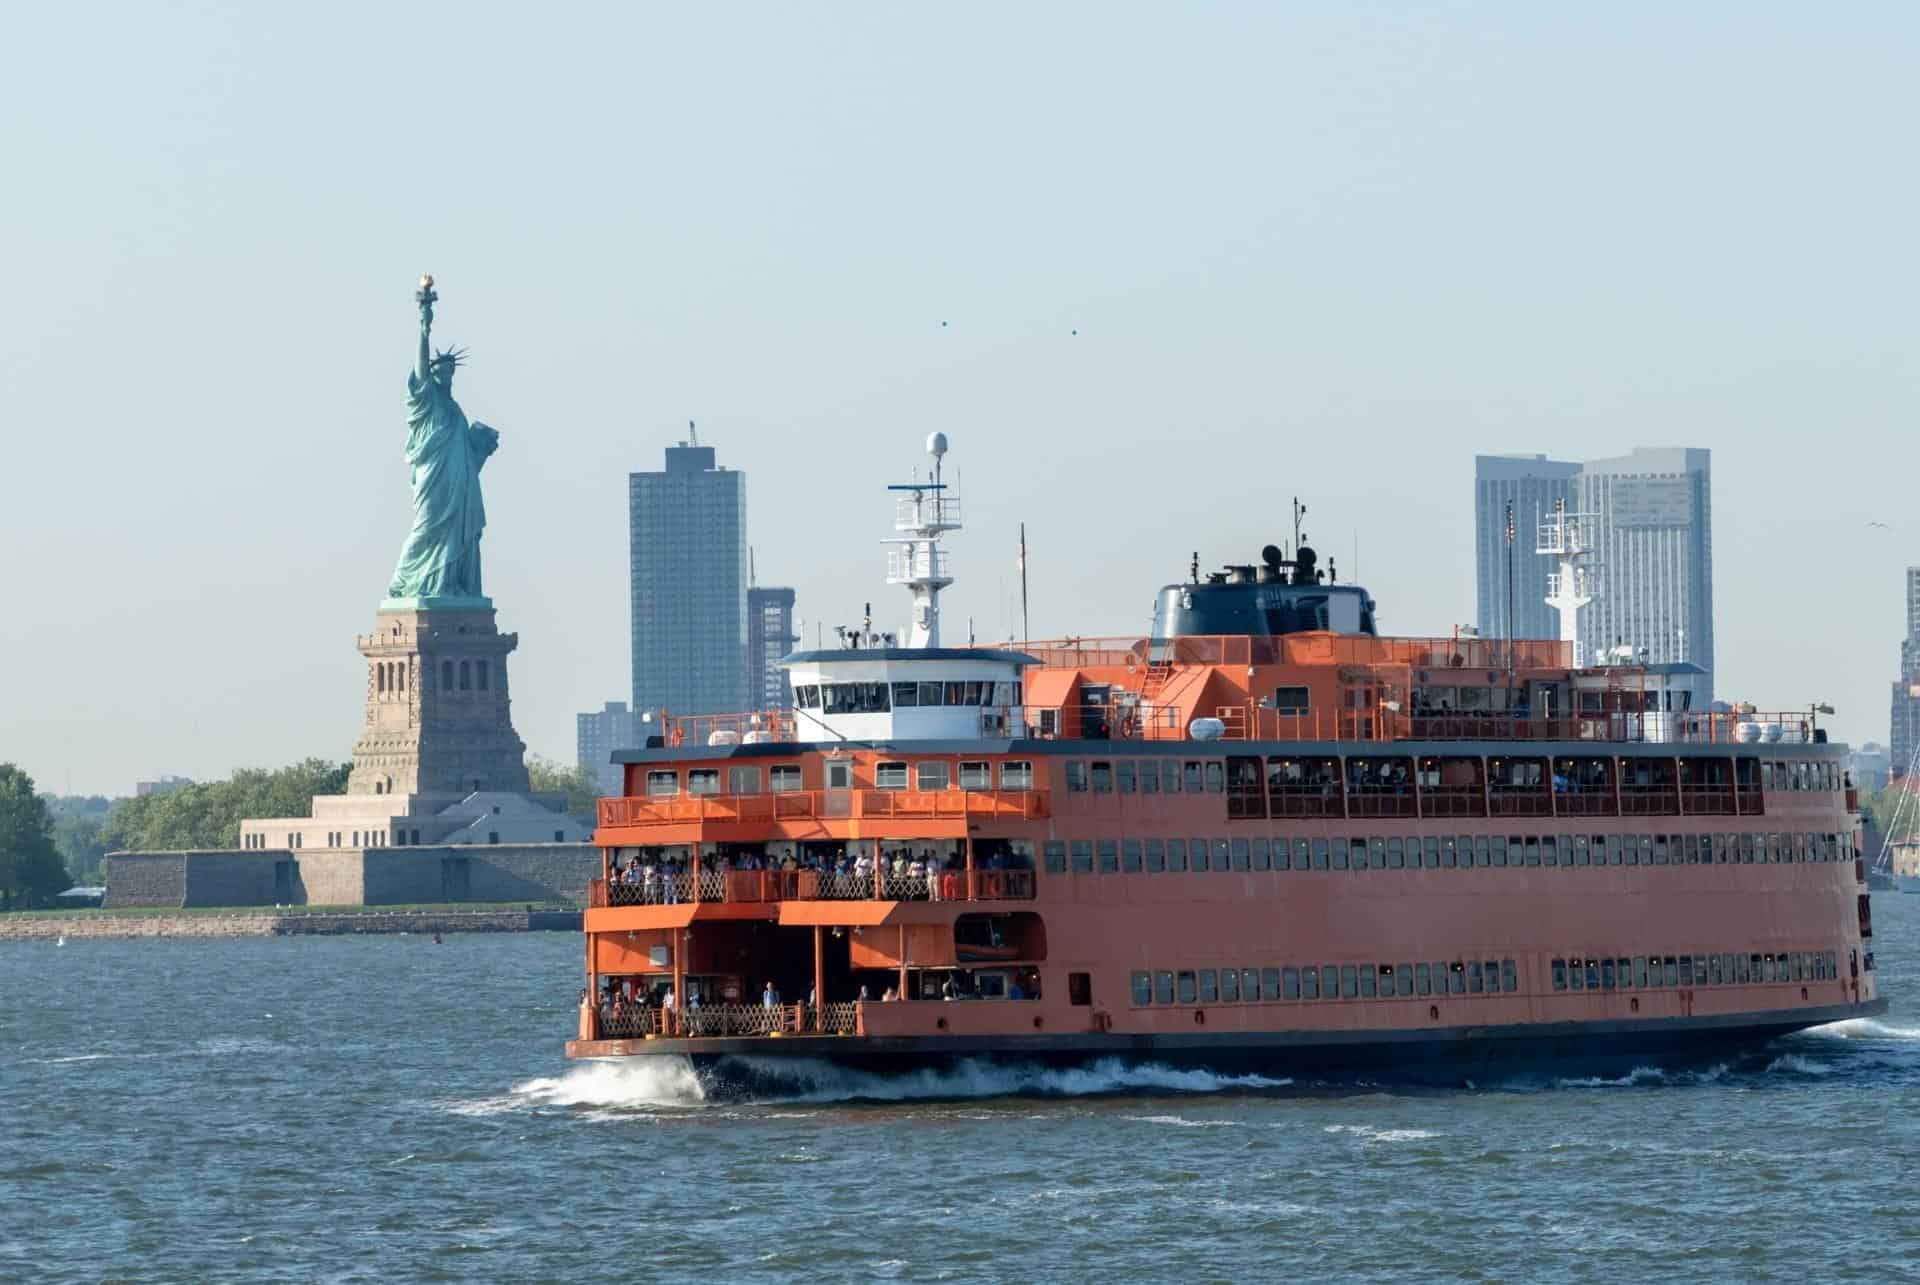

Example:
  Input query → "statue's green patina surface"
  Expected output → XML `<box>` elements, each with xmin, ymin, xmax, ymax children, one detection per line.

<box><xmin>385</xmin><ymin>276</ymin><xmax>498</xmax><ymax>610</ymax></box>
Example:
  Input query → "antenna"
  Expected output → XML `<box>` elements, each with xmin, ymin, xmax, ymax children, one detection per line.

<box><xmin>749</xmin><ymin>546</ymin><xmax>757</xmax><ymax>588</ymax></box>
<box><xmin>688</xmin><ymin>419</ymin><xmax>699</xmax><ymax>447</ymax></box>
<box><xmin>1019</xmin><ymin>521</ymin><xmax>1030</xmax><ymax>646</ymax></box>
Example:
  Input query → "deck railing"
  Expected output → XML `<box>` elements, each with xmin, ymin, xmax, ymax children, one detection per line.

<box><xmin>598</xmin><ymin>788</ymin><xmax>1048</xmax><ymax>830</ymax></box>
<box><xmin>588</xmin><ymin>866</ymin><xmax>1035</xmax><ymax>910</ymax></box>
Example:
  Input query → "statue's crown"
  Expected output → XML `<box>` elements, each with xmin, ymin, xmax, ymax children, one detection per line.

<box><xmin>430</xmin><ymin>346</ymin><xmax>467</xmax><ymax>369</ymax></box>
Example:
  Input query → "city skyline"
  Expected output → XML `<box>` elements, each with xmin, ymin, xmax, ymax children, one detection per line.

<box><xmin>7</xmin><ymin>5</ymin><xmax>1920</xmax><ymax>795</ymax></box>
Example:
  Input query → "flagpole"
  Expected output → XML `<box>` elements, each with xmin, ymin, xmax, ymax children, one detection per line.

<box><xmin>1505</xmin><ymin>499</ymin><xmax>1516</xmax><ymax>717</ymax></box>
<box><xmin>1019</xmin><ymin>522</ymin><xmax>1030</xmax><ymax>646</ymax></box>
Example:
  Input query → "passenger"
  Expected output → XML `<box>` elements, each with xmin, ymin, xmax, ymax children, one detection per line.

<box><xmin>857</xmin><ymin>985</ymin><xmax>870</xmax><ymax>1001</ymax></box>
<box><xmin>1007</xmin><ymin>977</ymin><xmax>1026</xmax><ymax>1000</ymax></box>
<box><xmin>882</xmin><ymin>986</ymin><xmax>898</xmax><ymax>1002</ymax></box>
<box><xmin>942</xmin><ymin>977</ymin><xmax>958</xmax><ymax>1001</ymax></box>
<box><xmin>763</xmin><ymin>981</ymin><xmax>779</xmax><ymax>1007</ymax></box>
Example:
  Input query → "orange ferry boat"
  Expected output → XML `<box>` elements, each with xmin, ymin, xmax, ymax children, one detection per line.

<box><xmin>567</xmin><ymin>436</ymin><xmax>1883</xmax><ymax>1083</ymax></box>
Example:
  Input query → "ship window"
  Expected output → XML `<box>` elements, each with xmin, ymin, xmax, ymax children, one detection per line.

<box><xmin>1341</xmin><ymin>965</ymin><xmax>1359</xmax><ymax>998</ymax></box>
<box><xmin>1044</xmin><ymin>841</ymin><xmax>1066</xmax><ymax>873</ymax></box>
<box><xmin>1442</xmin><ymin>836</ymin><xmax>1459</xmax><ymax>869</ymax></box>
<box><xmin>1221</xmin><ymin>969</ymin><xmax>1239</xmax><ymax>1002</ymax></box>
<box><xmin>1205</xmin><ymin>762</ymin><xmax>1225</xmax><ymax>793</ymax></box>
<box><xmin>1098</xmin><ymin>840</ymin><xmax>1119</xmax><ymax>873</ymax></box>
<box><xmin>1573</xmin><ymin>834</ymin><xmax>1590</xmax><ymax>866</ymax></box>
<box><xmin>1491</xmin><ymin>836</ymin><xmax>1507</xmax><ymax>867</ymax></box>
<box><xmin>1164</xmin><ymin>838</ymin><xmax>1188</xmax><ymax>871</ymax></box>
<box><xmin>645</xmin><ymin>770</ymin><xmax>678</xmax><ymax>798</ymax></box>
<box><xmin>1586</xmin><ymin>959</ymin><xmax>1602</xmax><ymax>989</ymax></box>
<box><xmin>1232</xmin><ymin>838</ymin><xmax>1250</xmax><ymax>870</ymax></box>
<box><xmin>1191</xmin><ymin>836</ymin><xmax>1212</xmax><ymax>872</ymax></box>
<box><xmin>891</xmin><ymin>681</ymin><xmax>919</xmax><ymax>708</ymax></box>
<box><xmin>824</xmin><ymin>682</ymin><xmax>890</xmax><ymax>714</ymax></box>
<box><xmin>726</xmin><ymin>767</ymin><xmax>761</xmax><ymax>794</ymax></box>
<box><xmin>1301</xmin><ymin>967</ymin><xmax>1320</xmax><ymax>1000</ymax></box>
<box><xmin>999</xmin><ymin>760</ymin><xmax>1032</xmax><ymax>790</ymax></box>
<box><xmin>1122</xmin><ymin>839</ymin><xmax>1142</xmax><ymax>873</ymax></box>
<box><xmin>1116</xmin><ymin>761</ymin><xmax>1136</xmax><ymax>793</ymax></box>
<box><xmin>1140</xmin><ymin>762</ymin><xmax>1160</xmax><ymax>794</ymax></box>
<box><xmin>1271</xmin><ymin>686</ymin><xmax>1310</xmax><ymax>712</ymax></box>
<box><xmin>1523</xmin><ymin>837</ymin><xmax>1539</xmax><ymax>867</ymax></box>
<box><xmin>1198</xmin><ymin>970</ymin><xmax>1219</xmax><ymax>1003</ymax></box>
<box><xmin>1468</xmin><ymin>961</ymin><xmax>1485</xmax><ymax>993</ymax></box>
<box><xmin>1184</xmin><ymin>761</ymin><xmax>1203</xmax><ymax>792</ymax></box>
<box><xmin>1367</xmin><ymin>837</ymin><xmax>1385</xmax><ymax>869</ymax></box>
<box><xmin>1252</xmin><ymin>838</ymin><xmax>1271</xmax><ymax>871</ymax></box>
<box><xmin>875</xmin><ymin>761</ymin><xmax>908</xmax><ymax>789</ymax></box>
<box><xmin>1282</xmin><ymin>967</ymin><xmax>1301</xmax><ymax>999</ymax></box>
<box><xmin>1311</xmin><ymin>839</ymin><xmax>1329</xmax><ymax>871</ymax></box>
<box><xmin>1708</xmin><ymin>954</ymin><xmax>1724</xmax><ymax>985</ymax></box>
<box><xmin>1263</xmin><ymin>967</ymin><xmax>1282</xmax><ymax>998</ymax></box>
<box><xmin>1037</xmin><ymin>709</ymin><xmax>1060</xmax><ymax>735</ymax></box>
<box><xmin>770</xmin><ymin>765</ymin><xmax>803</xmax><ymax>792</ymax></box>
<box><xmin>1358</xmin><ymin>966</ymin><xmax>1377</xmax><ymax>998</ymax></box>
<box><xmin>1174</xmin><ymin>972</ymin><xmax>1198</xmax><ymax>1004</ymax></box>
<box><xmin>1091</xmin><ymin>762</ymin><xmax>1114</xmax><ymax>793</ymax></box>
<box><xmin>1243</xmin><ymin>968</ymin><xmax>1261</xmax><ymax>1000</ymax></box>
<box><xmin>1131</xmin><ymin>972</ymin><xmax>1152</xmax><ymax>1006</ymax></box>
<box><xmin>1397</xmin><ymin>964</ymin><xmax>1416</xmax><ymax>997</ymax></box>
<box><xmin>1066</xmin><ymin>762</ymin><xmax>1088</xmax><ymax>793</ymax></box>
<box><xmin>957</xmin><ymin>761</ymin><xmax>991</xmax><ymax>790</ymax></box>
<box><xmin>915</xmin><ymin>681</ymin><xmax>943</xmax><ymax>706</ymax></box>
<box><xmin>1415</xmin><ymin>964</ymin><xmax>1432</xmax><ymax>995</ymax></box>
<box><xmin>825</xmin><ymin>759</ymin><xmax>853</xmax><ymax>790</ymax></box>
<box><xmin>1448</xmin><ymin>962</ymin><xmax>1467</xmax><ymax>994</ymax></box>
<box><xmin>1424</xmin><ymin>837</ymin><xmax>1441</xmax><ymax>869</ymax></box>
<box><xmin>1663</xmin><ymin>956</ymin><xmax>1680</xmax><ymax>987</ymax></box>
<box><xmin>686</xmin><ymin>769</ymin><xmax>720</xmax><ymax>796</ymax></box>
<box><xmin>1155</xmin><ymin>971</ymin><xmax>1175</xmax><ymax>1004</ymax></box>
<box><xmin>1653</xmin><ymin>835</ymin><xmax>1669</xmax><ymax>865</ymax></box>
<box><xmin>1387</xmin><ymin>837</ymin><xmax>1404</xmax><ymax>869</ymax></box>
<box><xmin>1070</xmin><ymin>840</ymin><xmax>1093</xmax><ymax>873</ymax></box>
<box><xmin>1685</xmin><ymin>834</ymin><xmax>1701</xmax><ymax>864</ymax></box>
<box><xmin>916</xmin><ymin>761</ymin><xmax>950</xmax><ymax>791</ymax></box>
<box><xmin>1146</xmin><ymin>839</ymin><xmax>1165</xmax><ymax>873</ymax></box>
<box><xmin>1475</xmin><ymin>836</ymin><xmax>1492</xmax><ymax>867</ymax></box>
<box><xmin>1631</xmin><ymin>957</ymin><xmax>1648</xmax><ymax>988</ymax></box>
<box><xmin>1294</xmin><ymin>838</ymin><xmax>1311</xmax><ymax>871</ymax></box>
<box><xmin>1377</xmin><ymin>964</ymin><xmax>1395</xmax><ymax>995</ymax></box>
<box><xmin>1601</xmin><ymin>959</ymin><xmax>1617</xmax><ymax>989</ymax></box>
<box><xmin>1164</xmin><ymin>761</ymin><xmax>1182</xmax><ymax>793</ymax></box>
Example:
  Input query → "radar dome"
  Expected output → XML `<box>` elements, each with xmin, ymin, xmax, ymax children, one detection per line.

<box><xmin>927</xmin><ymin>431</ymin><xmax>949</xmax><ymax>458</ymax></box>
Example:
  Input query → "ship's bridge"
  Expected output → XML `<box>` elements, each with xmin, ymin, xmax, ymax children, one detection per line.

<box><xmin>785</xmin><ymin>646</ymin><xmax>1035</xmax><ymax>744</ymax></box>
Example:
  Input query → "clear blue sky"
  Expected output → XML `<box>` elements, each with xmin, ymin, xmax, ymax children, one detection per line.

<box><xmin>4</xmin><ymin>4</ymin><xmax>1916</xmax><ymax>796</ymax></box>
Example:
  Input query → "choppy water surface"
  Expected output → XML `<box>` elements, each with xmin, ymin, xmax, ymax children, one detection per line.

<box><xmin>7</xmin><ymin>902</ymin><xmax>1920</xmax><ymax>1284</ymax></box>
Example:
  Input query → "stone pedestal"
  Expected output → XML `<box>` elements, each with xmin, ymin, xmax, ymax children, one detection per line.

<box><xmin>349</xmin><ymin>607</ymin><xmax>532</xmax><ymax>798</ymax></box>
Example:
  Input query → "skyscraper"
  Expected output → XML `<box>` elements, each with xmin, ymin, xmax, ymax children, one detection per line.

<box><xmin>1890</xmin><ymin>567</ymin><xmax>1920</xmax><ymax>780</ymax></box>
<box><xmin>747</xmin><ymin>585</ymin><xmax>798</xmax><ymax>711</ymax></box>
<box><xmin>1474</xmin><ymin>455</ymin><xmax>1579</xmax><ymax>642</ymax></box>
<box><xmin>1474</xmin><ymin>448</ymin><xmax>1714</xmax><ymax>697</ymax></box>
<box><xmin>577</xmin><ymin>700</ymin><xmax>645</xmax><ymax>797</ymax></box>
<box><xmin>629</xmin><ymin>434</ymin><xmax>748</xmax><ymax>718</ymax></box>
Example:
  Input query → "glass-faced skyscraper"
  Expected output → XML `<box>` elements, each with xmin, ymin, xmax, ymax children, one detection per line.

<box><xmin>630</xmin><ymin>437</ymin><xmax>748</xmax><ymax>718</ymax></box>
<box><xmin>1474</xmin><ymin>447</ymin><xmax>1714</xmax><ymax>699</ymax></box>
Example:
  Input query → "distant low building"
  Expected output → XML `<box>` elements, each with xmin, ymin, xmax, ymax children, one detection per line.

<box><xmin>135</xmin><ymin>775</ymin><xmax>193</xmax><ymax>797</ymax></box>
<box><xmin>577</xmin><ymin>700</ymin><xmax>646</xmax><ymax>797</ymax></box>
<box><xmin>1851</xmin><ymin>742</ymin><xmax>1892</xmax><ymax>794</ymax></box>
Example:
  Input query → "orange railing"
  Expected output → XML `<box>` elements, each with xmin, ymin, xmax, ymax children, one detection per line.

<box><xmin>587</xmin><ymin>867</ymin><xmax>1036</xmax><ymax>909</ymax></box>
<box><xmin>597</xmin><ymin>788</ymin><xmax>1049</xmax><ymax>829</ymax></box>
<box><xmin>1013</xmin><ymin>633</ymin><xmax>1577</xmax><ymax>672</ymax></box>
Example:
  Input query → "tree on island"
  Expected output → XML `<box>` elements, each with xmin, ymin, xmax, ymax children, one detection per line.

<box><xmin>100</xmin><ymin>759</ymin><xmax>350</xmax><ymax>852</ymax></box>
<box><xmin>0</xmin><ymin>764</ymin><xmax>71</xmax><ymax>909</ymax></box>
<box><xmin>527</xmin><ymin>755</ymin><xmax>599</xmax><ymax>827</ymax></box>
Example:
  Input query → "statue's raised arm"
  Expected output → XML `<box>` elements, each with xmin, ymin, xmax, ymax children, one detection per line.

<box><xmin>414</xmin><ymin>275</ymin><xmax>436</xmax><ymax>385</ymax></box>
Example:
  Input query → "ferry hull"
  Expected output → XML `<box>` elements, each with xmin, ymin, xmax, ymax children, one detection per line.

<box><xmin>566</xmin><ymin>996</ymin><xmax>1886</xmax><ymax>1087</ymax></box>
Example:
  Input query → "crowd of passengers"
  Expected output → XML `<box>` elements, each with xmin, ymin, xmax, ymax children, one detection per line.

<box><xmin>596</xmin><ymin>966</ymin><xmax>1040</xmax><ymax>1029</ymax></box>
<box><xmin>608</xmin><ymin>844</ymin><xmax>1034</xmax><ymax>903</ymax></box>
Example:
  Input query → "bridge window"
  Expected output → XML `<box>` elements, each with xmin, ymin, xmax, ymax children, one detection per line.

<box><xmin>1155</xmin><ymin>971</ymin><xmax>1175</xmax><ymax>1004</ymax></box>
<box><xmin>958</xmin><ymin>761</ymin><xmax>990</xmax><ymax>790</ymax></box>
<box><xmin>645</xmin><ymin>771</ymin><xmax>678</xmax><ymax>798</ymax></box>
<box><xmin>1070</xmin><ymin>840</ymin><xmax>1093</xmax><ymax>873</ymax></box>
<box><xmin>891</xmin><ymin>682</ymin><xmax>919</xmax><ymax>708</ymax></box>
<box><xmin>875</xmin><ymin>761</ymin><xmax>908</xmax><ymax>789</ymax></box>
<box><xmin>769</xmin><ymin>765</ymin><xmax>802</xmax><ymax>792</ymax></box>
<box><xmin>687</xmin><ymin>769</ymin><xmax>719</xmax><ymax>796</ymax></box>
<box><xmin>1090</xmin><ymin>761</ymin><xmax>1114</xmax><ymax>793</ymax></box>
<box><xmin>1044</xmin><ymin>840</ymin><xmax>1066</xmax><ymax>873</ymax></box>
<box><xmin>999</xmin><ymin>760</ymin><xmax>1032</xmax><ymax>790</ymax></box>
<box><xmin>825</xmin><ymin>683</ymin><xmax>890</xmax><ymax>714</ymax></box>
<box><xmin>794</xmin><ymin>684</ymin><xmax>820</xmax><ymax>709</ymax></box>
<box><xmin>1065</xmin><ymin>762</ymin><xmax>1088</xmax><ymax>793</ymax></box>
<box><xmin>726</xmin><ymin>767</ymin><xmax>761</xmax><ymax>794</ymax></box>
<box><xmin>1116</xmin><ymin>761</ymin><xmax>1136</xmax><ymax>793</ymax></box>
<box><xmin>916</xmin><ymin>761</ymin><xmax>950</xmax><ymax>790</ymax></box>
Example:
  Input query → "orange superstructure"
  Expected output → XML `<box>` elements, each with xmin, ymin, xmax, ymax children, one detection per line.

<box><xmin>565</xmin><ymin>448</ymin><xmax>1881</xmax><ymax>1084</ymax></box>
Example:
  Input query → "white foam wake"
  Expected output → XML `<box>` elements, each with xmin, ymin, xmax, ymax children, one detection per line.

<box><xmin>1802</xmin><ymin>1018</ymin><xmax>1920</xmax><ymax>1042</ymax></box>
<box><xmin>718</xmin><ymin>1056</ymin><xmax>1292</xmax><ymax>1103</ymax></box>
<box><xmin>512</xmin><ymin>1057</ymin><xmax>708</xmax><ymax>1110</ymax></box>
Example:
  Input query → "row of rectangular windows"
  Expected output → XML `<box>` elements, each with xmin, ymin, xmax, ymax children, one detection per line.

<box><xmin>645</xmin><ymin>760</ymin><xmax>1036</xmax><ymax>797</ymax></box>
<box><xmin>1129</xmin><ymin>959</ymin><xmax>1520</xmax><ymax>1006</ymax></box>
<box><xmin>1063</xmin><ymin>758</ymin><xmax>1842</xmax><ymax>794</ymax></box>
<box><xmin>1043</xmin><ymin>830</ymin><xmax>1855</xmax><ymax>874</ymax></box>
<box><xmin>1552</xmin><ymin>950</ymin><xmax>1839</xmax><ymax>990</ymax></box>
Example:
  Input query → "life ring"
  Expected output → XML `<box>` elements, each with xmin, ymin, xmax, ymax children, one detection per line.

<box><xmin>1121</xmin><ymin>715</ymin><xmax>1140</xmax><ymax>739</ymax></box>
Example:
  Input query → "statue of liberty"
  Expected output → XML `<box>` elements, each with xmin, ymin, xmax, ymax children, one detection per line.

<box><xmin>387</xmin><ymin>275</ymin><xmax>500</xmax><ymax>604</ymax></box>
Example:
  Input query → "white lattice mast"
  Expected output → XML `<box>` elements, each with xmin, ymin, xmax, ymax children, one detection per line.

<box><xmin>885</xmin><ymin>433</ymin><xmax>962</xmax><ymax>648</ymax></box>
<box><xmin>1538</xmin><ymin>497</ymin><xmax>1599</xmax><ymax>666</ymax></box>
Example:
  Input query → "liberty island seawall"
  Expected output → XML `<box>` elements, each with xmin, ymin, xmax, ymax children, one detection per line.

<box><xmin>6</xmin><ymin>901</ymin><xmax>1919</xmax><ymax>1283</ymax></box>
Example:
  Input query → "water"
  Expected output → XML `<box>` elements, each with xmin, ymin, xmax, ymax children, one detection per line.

<box><xmin>7</xmin><ymin>904</ymin><xmax>1920</xmax><ymax>1284</ymax></box>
